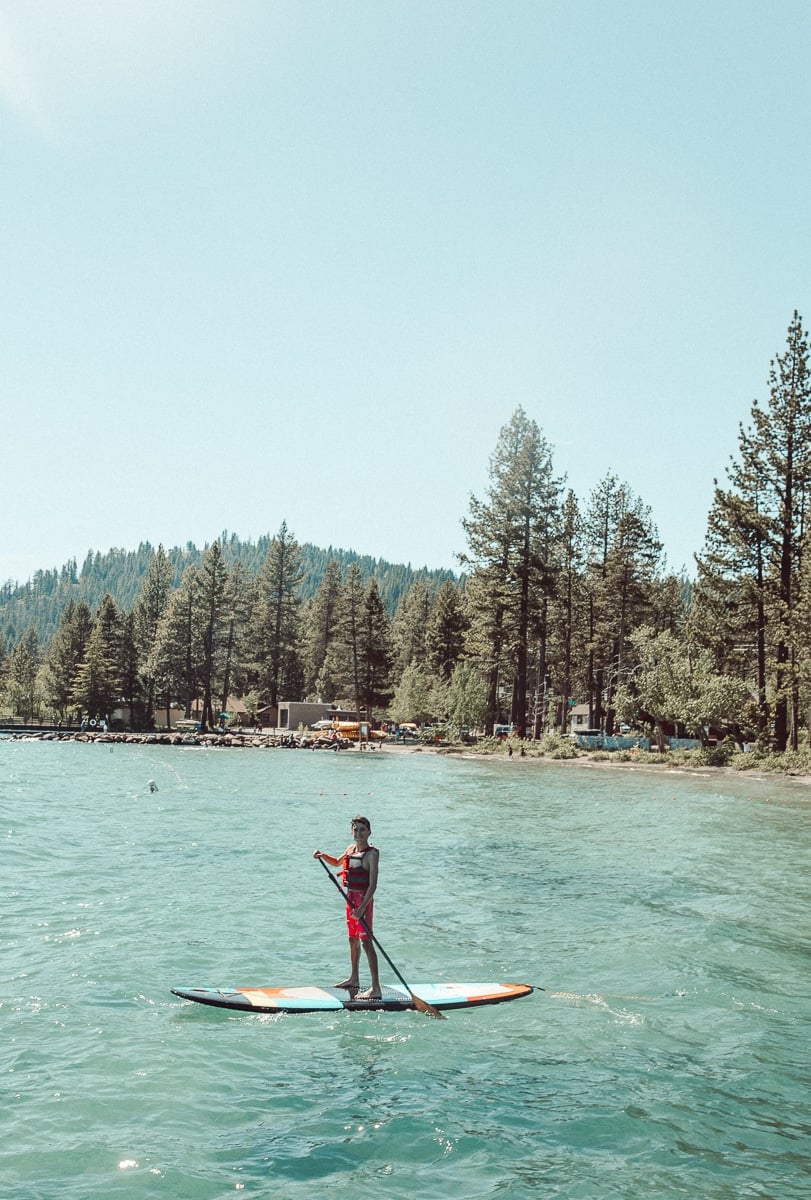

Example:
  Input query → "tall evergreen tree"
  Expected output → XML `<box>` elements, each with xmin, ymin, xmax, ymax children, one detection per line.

<box><xmin>118</xmin><ymin>611</ymin><xmax>140</xmax><ymax>729</ymax></box>
<box><xmin>460</xmin><ymin>553</ymin><xmax>507</xmax><ymax>728</ymax></box>
<box><xmin>583</xmin><ymin>474</ymin><xmax>663</xmax><ymax>732</ymax></box>
<box><xmin>254</xmin><ymin>521</ymin><xmax>304</xmax><ymax>711</ymax></box>
<box><xmin>692</xmin><ymin>461</ymin><xmax>769</xmax><ymax>739</ymax></box>
<box><xmin>196</xmin><ymin>542</ymin><xmax>229</xmax><ymax>731</ymax></box>
<box><xmin>302</xmin><ymin>558</ymin><xmax>344</xmax><ymax>696</ymax></box>
<box><xmin>357</xmin><ymin>578</ymin><xmax>393</xmax><ymax>716</ymax></box>
<box><xmin>462</xmin><ymin>407</ymin><xmax>562</xmax><ymax>734</ymax></box>
<box><xmin>42</xmin><ymin>599</ymin><xmax>93</xmax><ymax>719</ymax></box>
<box><xmin>72</xmin><ymin>623</ymin><xmax>119</xmax><ymax>720</ymax></box>
<box><xmin>133</xmin><ymin>545</ymin><xmax>173</xmax><ymax>729</ymax></box>
<box><xmin>4</xmin><ymin>627</ymin><xmax>41</xmax><ymax>720</ymax></box>
<box><xmin>219</xmin><ymin>561</ymin><xmax>254</xmax><ymax>718</ymax></box>
<box><xmin>425</xmin><ymin>579</ymin><xmax>467</xmax><ymax>680</ymax></box>
<box><xmin>391</xmin><ymin>580</ymin><xmax>433</xmax><ymax>675</ymax></box>
<box><xmin>322</xmin><ymin>561</ymin><xmax>365</xmax><ymax>706</ymax></box>
<box><xmin>696</xmin><ymin>312</ymin><xmax>811</xmax><ymax>749</ymax></box>
<box><xmin>95</xmin><ymin>593</ymin><xmax>124</xmax><ymax>678</ymax></box>
<box><xmin>148</xmin><ymin>566</ymin><xmax>200</xmax><ymax>723</ymax></box>
<box><xmin>546</xmin><ymin>489</ymin><xmax>587</xmax><ymax>733</ymax></box>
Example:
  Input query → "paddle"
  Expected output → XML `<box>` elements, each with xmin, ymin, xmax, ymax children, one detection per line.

<box><xmin>316</xmin><ymin>856</ymin><xmax>445</xmax><ymax>1019</ymax></box>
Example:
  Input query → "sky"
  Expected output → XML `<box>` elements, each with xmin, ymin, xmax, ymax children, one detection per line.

<box><xmin>2</xmin><ymin>0</ymin><xmax>810</xmax><ymax>586</ymax></box>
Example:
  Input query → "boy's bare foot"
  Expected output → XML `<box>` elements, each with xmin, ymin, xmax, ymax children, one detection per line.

<box><xmin>355</xmin><ymin>987</ymin><xmax>382</xmax><ymax>1000</ymax></box>
<box><xmin>334</xmin><ymin>979</ymin><xmax>359</xmax><ymax>991</ymax></box>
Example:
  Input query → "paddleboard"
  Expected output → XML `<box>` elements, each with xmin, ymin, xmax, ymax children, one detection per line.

<box><xmin>171</xmin><ymin>981</ymin><xmax>534</xmax><ymax>1014</ymax></box>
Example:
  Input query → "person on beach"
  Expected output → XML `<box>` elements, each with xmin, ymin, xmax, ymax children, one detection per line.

<box><xmin>313</xmin><ymin>816</ymin><xmax>380</xmax><ymax>999</ymax></box>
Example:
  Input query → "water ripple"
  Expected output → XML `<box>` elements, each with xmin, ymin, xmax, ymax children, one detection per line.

<box><xmin>2</xmin><ymin>742</ymin><xmax>810</xmax><ymax>1199</ymax></box>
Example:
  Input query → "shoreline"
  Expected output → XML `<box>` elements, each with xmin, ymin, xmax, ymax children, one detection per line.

<box><xmin>441</xmin><ymin>746</ymin><xmax>811</xmax><ymax>790</ymax></box>
<box><xmin>0</xmin><ymin>728</ymin><xmax>372</xmax><ymax>751</ymax></box>
<box><xmin>4</xmin><ymin>728</ymin><xmax>811</xmax><ymax>788</ymax></box>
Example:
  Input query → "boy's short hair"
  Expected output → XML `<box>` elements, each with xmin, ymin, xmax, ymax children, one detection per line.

<box><xmin>352</xmin><ymin>815</ymin><xmax>371</xmax><ymax>832</ymax></box>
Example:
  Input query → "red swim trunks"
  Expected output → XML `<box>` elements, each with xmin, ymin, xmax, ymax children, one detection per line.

<box><xmin>345</xmin><ymin>890</ymin><xmax>373</xmax><ymax>940</ymax></box>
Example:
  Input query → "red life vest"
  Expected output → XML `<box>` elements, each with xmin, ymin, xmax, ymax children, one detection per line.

<box><xmin>343</xmin><ymin>847</ymin><xmax>375</xmax><ymax>890</ymax></box>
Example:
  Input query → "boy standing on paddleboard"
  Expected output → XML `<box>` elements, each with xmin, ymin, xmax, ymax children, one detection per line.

<box><xmin>313</xmin><ymin>817</ymin><xmax>381</xmax><ymax>999</ymax></box>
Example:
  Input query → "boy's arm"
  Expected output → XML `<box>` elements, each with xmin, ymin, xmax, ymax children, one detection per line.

<box><xmin>312</xmin><ymin>849</ymin><xmax>344</xmax><ymax>868</ymax></box>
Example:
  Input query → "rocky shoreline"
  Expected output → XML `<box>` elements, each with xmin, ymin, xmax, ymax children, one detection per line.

<box><xmin>1</xmin><ymin>729</ymin><xmax>375</xmax><ymax>751</ymax></box>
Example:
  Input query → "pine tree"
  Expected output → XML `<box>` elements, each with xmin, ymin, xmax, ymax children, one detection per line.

<box><xmin>301</xmin><ymin>559</ymin><xmax>344</xmax><ymax>696</ymax></box>
<box><xmin>321</xmin><ymin>562</ymin><xmax>364</xmax><ymax>706</ymax></box>
<box><xmin>425</xmin><ymin>579</ymin><xmax>467</xmax><ymax>680</ymax></box>
<box><xmin>95</xmin><ymin>593</ymin><xmax>124</xmax><ymax>680</ymax></box>
<box><xmin>696</xmin><ymin>312</ymin><xmax>811</xmax><ymax>749</ymax></box>
<box><xmin>219</xmin><ymin>561</ymin><xmax>254</xmax><ymax>718</ymax></box>
<box><xmin>71</xmin><ymin>623</ymin><xmax>119</xmax><ymax>721</ymax></box>
<box><xmin>148</xmin><ymin>567</ymin><xmax>200</xmax><ymax>723</ymax></box>
<box><xmin>133</xmin><ymin>546</ymin><xmax>173</xmax><ymax>729</ymax></box>
<box><xmin>42</xmin><ymin>599</ymin><xmax>93</xmax><ymax>719</ymax></box>
<box><xmin>4</xmin><ymin>627</ymin><xmax>41</xmax><ymax>720</ymax></box>
<box><xmin>583</xmin><ymin>474</ymin><xmax>663</xmax><ymax>732</ymax></box>
<box><xmin>462</xmin><ymin>407</ymin><xmax>562</xmax><ymax>734</ymax></box>
<box><xmin>357</xmin><ymin>579</ymin><xmax>393</xmax><ymax>716</ymax></box>
<box><xmin>391</xmin><ymin>580</ymin><xmax>433</xmax><ymax>675</ymax></box>
<box><xmin>693</xmin><ymin>456</ymin><xmax>769</xmax><ymax>740</ymax></box>
<box><xmin>196</xmin><ymin>542</ymin><xmax>229</xmax><ymax>730</ymax></box>
<box><xmin>119</xmin><ymin>612</ymin><xmax>140</xmax><ymax>729</ymax></box>
<box><xmin>254</xmin><ymin>521</ymin><xmax>304</xmax><ymax>711</ymax></box>
<box><xmin>461</xmin><ymin>561</ymin><xmax>510</xmax><ymax>731</ymax></box>
<box><xmin>545</xmin><ymin>489</ymin><xmax>586</xmax><ymax>733</ymax></box>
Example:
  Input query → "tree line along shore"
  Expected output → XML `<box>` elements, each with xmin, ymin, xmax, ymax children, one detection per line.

<box><xmin>2</xmin><ymin>312</ymin><xmax>811</xmax><ymax>770</ymax></box>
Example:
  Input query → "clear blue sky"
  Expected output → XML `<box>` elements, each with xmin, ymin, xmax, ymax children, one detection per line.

<box><xmin>2</xmin><ymin>1</ymin><xmax>809</xmax><ymax>585</ymax></box>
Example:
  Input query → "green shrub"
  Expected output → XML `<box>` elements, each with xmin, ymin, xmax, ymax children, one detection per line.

<box><xmin>538</xmin><ymin>732</ymin><xmax>577</xmax><ymax>758</ymax></box>
<box><xmin>746</xmin><ymin>747</ymin><xmax>811</xmax><ymax>774</ymax></box>
<box><xmin>696</xmin><ymin>739</ymin><xmax>739</xmax><ymax>767</ymax></box>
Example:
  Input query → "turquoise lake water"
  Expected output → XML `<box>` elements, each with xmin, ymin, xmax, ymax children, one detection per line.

<box><xmin>2</xmin><ymin>739</ymin><xmax>810</xmax><ymax>1199</ymax></box>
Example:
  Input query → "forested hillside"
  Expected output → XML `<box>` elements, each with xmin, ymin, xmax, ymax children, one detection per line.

<box><xmin>0</xmin><ymin>534</ymin><xmax>454</xmax><ymax>649</ymax></box>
